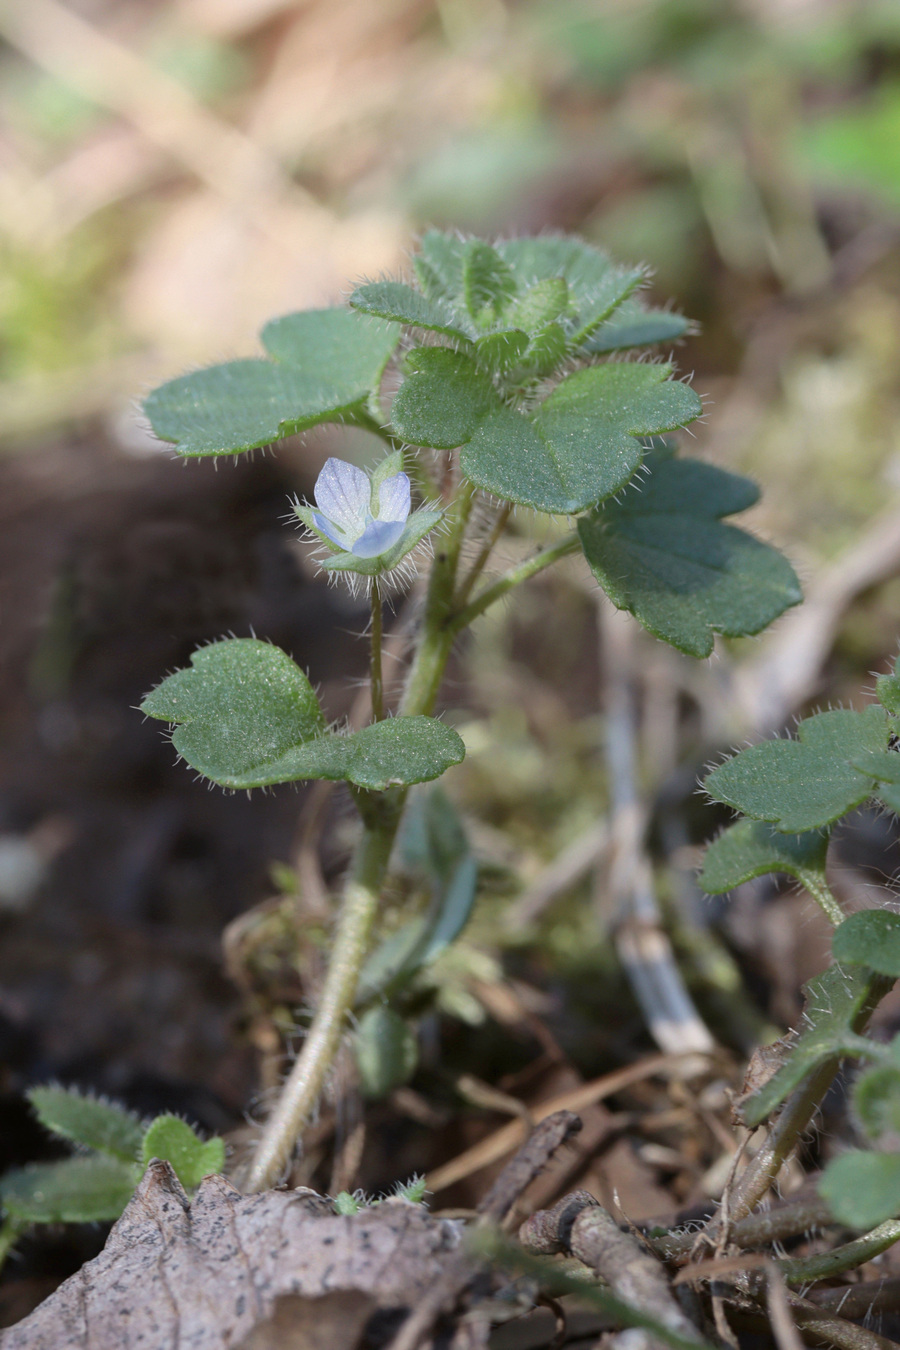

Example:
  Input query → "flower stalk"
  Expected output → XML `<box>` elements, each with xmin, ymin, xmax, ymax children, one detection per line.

<box><xmin>370</xmin><ymin>575</ymin><xmax>384</xmax><ymax>722</ymax></box>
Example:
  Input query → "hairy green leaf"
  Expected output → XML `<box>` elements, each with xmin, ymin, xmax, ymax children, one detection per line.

<box><xmin>461</xmin><ymin>363</ymin><xmax>701</xmax><ymax>515</ymax></box>
<box><xmin>699</xmin><ymin>820</ymin><xmax>828</xmax><ymax>895</ymax></box>
<box><xmin>569</xmin><ymin>266</ymin><xmax>644</xmax><ymax>346</ymax></box>
<box><xmin>877</xmin><ymin>661</ymin><xmax>900</xmax><ymax>715</ymax></box>
<box><xmin>586</xmin><ymin>299</ymin><xmax>691</xmax><ymax>353</ymax></box>
<box><xmin>505</xmin><ymin>278</ymin><xmax>572</xmax><ymax>332</ymax></box>
<box><xmin>0</xmin><ymin>1156</ymin><xmax>137</xmax><ymax>1224</ymax></box>
<box><xmin>579</xmin><ymin>450</ymin><xmax>801</xmax><ymax>657</ymax></box>
<box><xmin>259</xmin><ymin>306</ymin><xmax>397</xmax><ymax>372</ymax></box>
<box><xmin>391</xmin><ymin>348</ymin><xmax>499</xmax><ymax>450</ymax></box>
<box><xmin>144</xmin><ymin>308</ymin><xmax>399</xmax><ymax>457</ymax></box>
<box><xmin>820</xmin><ymin>1151</ymin><xmax>900</xmax><ymax>1229</ymax></box>
<box><xmin>140</xmin><ymin>638</ymin><xmax>325</xmax><ymax>789</ymax></box>
<box><xmin>354</xmin><ymin>1007</ymin><xmax>418</xmax><ymax>1098</ymax></box>
<box><xmin>413</xmin><ymin>230</ymin><xmax>467</xmax><ymax>300</ymax></box>
<box><xmin>741</xmin><ymin>964</ymin><xmax>878</xmax><ymax>1127</ymax></box>
<box><xmin>852</xmin><ymin>749</ymin><xmax>900</xmax><ymax>815</ymax></box>
<box><xmin>519</xmin><ymin>321</ymin><xmax>568</xmax><ymax>376</ymax></box>
<box><xmin>141</xmin><ymin>1115</ymin><xmax>225</xmax><ymax>1189</ymax></box>
<box><xmin>832</xmin><ymin>909</ymin><xmax>900</xmax><ymax>978</ymax></box>
<box><xmin>28</xmin><ymin>1086</ymin><xmax>143</xmax><ymax>1163</ymax></box>
<box><xmin>495</xmin><ymin>235</ymin><xmax>638</xmax><ymax>314</ymax></box>
<box><xmin>143</xmin><ymin>642</ymin><xmax>464</xmax><ymax>789</ymax></box>
<box><xmin>462</xmin><ymin>241</ymin><xmax>516</xmax><ymax>323</ymax></box>
<box><xmin>349</xmin><ymin>280</ymin><xmax>473</xmax><ymax>340</ymax></box>
<box><xmin>253</xmin><ymin>717</ymin><xmax>466</xmax><ymax>792</ymax></box>
<box><xmin>705</xmin><ymin>706</ymin><xmax>890</xmax><ymax>832</ymax></box>
<box><xmin>473</xmin><ymin>328</ymin><xmax>530</xmax><ymax>373</ymax></box>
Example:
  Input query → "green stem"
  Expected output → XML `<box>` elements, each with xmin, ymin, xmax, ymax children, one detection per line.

<box><xmin>702</xmin><ymin>974</ymin><xmax>890</xmax><ymax>1232</ymax></box>
<box><xmin>780</xmin><ymin>1218</ymin><xmax>900</xmax><ymax>1285</ymax></box>
<box><xmin>399</xmin><ymin>478</ymin><xmax>475</xmax><ymax>717</ymax></box>
<box><xmin>799</xmin><ymin>869</ymin><xmax>845</xmax><ymax>926</ymax></box>
<box><xmin>244</xmin><ymin>793</ymin><xmax>403</xmax><ymax>1192</ymax></box>
<box><xmin>370</xmin><ymin>575</ymin><xmax>384</xmax><ymax>721</ymax></box>
<box><xmin>652</xmin><ymin>1195</ymin><xmax>832</xmax><ymax>1260</ymax></box>
<box><xmin>455</xmin><ymin>501</ymin><xmax>512</xmax><ymax>607</ymax></box>
<box><xmin>449</xmin><ymin>534</ymin><xmax>580</xmax><ymax>635</ymax></box>
<box><xmin>244</xmin><ymin>479</ymin><xmax>477</xmax><ymax>1192</ymax></box>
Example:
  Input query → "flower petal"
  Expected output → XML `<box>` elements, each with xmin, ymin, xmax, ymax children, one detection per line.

<box><xmin>314</xmin><ymin>458</ymin><xmax>370</xmax><ymax>539</ymax></box>
<box><xmin>311</xmin><ymin>510</ymin><xmax>353</xmax><ymax>551</ymax></box>
<box><xmin>374</xmin><ymin>471</ymin><xmax>411</xmax><ymax>524</ymax></box>
<box><xmin>351</xmin><ymin>517</ymin><xmax>408</xmax><ymax>558</ymax></box>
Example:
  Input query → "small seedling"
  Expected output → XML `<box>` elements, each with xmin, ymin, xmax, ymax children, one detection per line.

<box><xmin>0</xmin><ymin>1086</ymin><xmax>224</xmax><ymax>1268</ymax></box>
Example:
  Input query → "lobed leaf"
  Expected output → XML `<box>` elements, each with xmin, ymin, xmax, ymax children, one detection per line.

<box><xmin>144</xmin><ymin>308</ymin><xmax>399</xmax><ymax>457</ymax></box>
<box><xmin>832</xmin><ymin>909</ymin><xmax>900</xmax><ymax>978</ymax></box>
<box><xmin>705</xmin><ymin>706</ymin><xmax>890</xmax><ymax>833</ymax></box>
<box><xmin>819</xmin><ymin>1151</ymin><xmax>900</xmax><ymax>1230</ymax></box>
<box><xmin>579</xmin><ymin>449</ymin><xmax>801</xmax><ymax>657</ymax></box>
<box><xmin>461</xmin><ymin>363</ymin><xmax>702</xmax><ymax>515</ymax></box>
<box><xmin>0</xmin><ymin>1155</ymin><xmax>137</xmax><ymax>1224</ymax></box>
<box><xmin>143</xmin><ymin>641</ymin><xmax>464</xmax><ymax>789</ymax></box>
<box><xmin>28</xmin><ymin>1086</ymin><xmax>143</xmax><ymax>1163</ymax></box>
<box><xmin>140</xmin><ymin>1116</ymin><xmax>225</xmax><ymax>1190</ymax></box>
<box><xmin>140</xmin><ymin>638</ymin><xmax>325</xmax><ymax>789</ymax></box>
<box><xmin>699</xmin><ymin>820</ymin><xmax>828</xmax><ymax>895</ymax></box>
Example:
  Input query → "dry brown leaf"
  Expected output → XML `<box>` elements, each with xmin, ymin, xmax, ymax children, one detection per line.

<box><xmin>234</xmin><ymin>1290</ymin><xmax>376</xmax><ymax>1350</ymax></box>
<box><xmin>0</xmin><ymin>1161</ymin><xmax>467</xmax><ymax>1350</ymax></box>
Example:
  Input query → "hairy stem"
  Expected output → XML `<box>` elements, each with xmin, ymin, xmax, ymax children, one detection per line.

<box><xmin>370</xmin><ymin>575</ymin><xmax>384</xmax><ymax>721</ymax></box>
<box><xmin>244</xmin><ymin>478</ymin><xmax>476</xmax><ymax>1191</ymax></box>
<box><xmin>244</xmin><ymin>794</ymin><xmax>403</xmax><ymax>1192</ymax></box>
<box><xmin>779</xmin><ymin>1218</ymin><xmax>900</xmax><ymax>1285</ymax></box>
<box><xmin>449</xmin><ymin>533</ymin><xmax>580</xmax><ymax>634</ymax></box>
<box><xmin>652</xmin><ymin>1194</ymin><xmax>832</xmax><ymax>1260</ymax></box>
<box><xmin>799</xmin><ymin>869</ymin><xmax>845</xmax><ymax>926</ymax></box>
<box><xmin>702</xmin><ymin>975</ymin><xmax>889</xmax><ymax>1232</ymax></box>
<box><xmin>455</xmin><ymin>501</ymin><xmax>512</xmax><ymax>607</ymax></box>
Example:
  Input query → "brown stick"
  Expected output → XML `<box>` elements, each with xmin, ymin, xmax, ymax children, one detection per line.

<box><xmin>520</xmin><ymin>1192</ymin><xmax>704</xmax><ymax>1349</ymax></box>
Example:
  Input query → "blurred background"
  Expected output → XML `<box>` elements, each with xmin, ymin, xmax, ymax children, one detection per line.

<box><xmin>3</xmin><ymin>0</ymin><xmax>900</xmax><ymax>1326</ymax></box>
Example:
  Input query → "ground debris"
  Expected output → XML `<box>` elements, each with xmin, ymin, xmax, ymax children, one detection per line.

<box><xmin>0</xmin><ymin>1160</ymin><xmax>469</xmax><ymax>1350</ymax></box>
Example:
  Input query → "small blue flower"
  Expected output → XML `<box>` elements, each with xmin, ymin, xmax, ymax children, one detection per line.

<box><xmin>311</xmin><ymin>457</ymin><xmax>411</xmax><ymax>559</ymax></box>
<box><xmin>294</xmin><ymin>452</ymin><xmax>441</xmax><ymax>580</ymax></box>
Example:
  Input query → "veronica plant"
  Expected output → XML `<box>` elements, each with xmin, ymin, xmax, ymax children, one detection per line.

<box><xmin>700</xmin><ymin>658</ymin><xmax>900</xmax><ymax>1240</ymax></box>
<box><xmin>140</xmin><ymin>231</ymin><xmax>801</xmax><ymax>1192</ymax></box>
